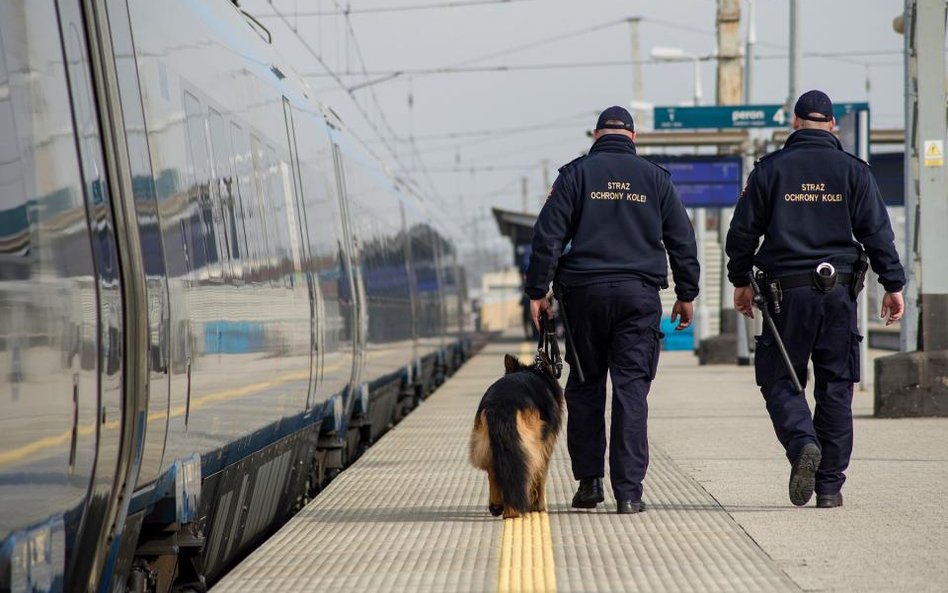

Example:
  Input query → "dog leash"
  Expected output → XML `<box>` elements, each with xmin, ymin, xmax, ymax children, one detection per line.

<box><xmin>535</xmin><ymin>316</ymin><xmax>563</xmax><ymax>379</ymax></box>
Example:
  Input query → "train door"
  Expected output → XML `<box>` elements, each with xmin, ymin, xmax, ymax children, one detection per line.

<box><xmin>102</xmin><ymin>0</ymin><xmax>173</xmax><ymax>493</ymax></box>
<box><xmin>0</xmin><ymin>2</ymin><xmax>126</xmax><ymax>591</ymax></box>
<box><xmin>0</xmin><ymin>1</ymin><xmax>154</xmax><ymax>591</ymax></box>
<box><xmin>330</xmin><ymin>142</ymin><xmax>366</xmax><ymax>412</ymax></box>
<box><xmin>282</xmin><ymin>98</ymin><xmax>319</xmax><ymax>407</ymax></box>
<box><xmin>287</xmin><ymin>108</ymin><xmax>351</xmax><ymax>422</ymax></box>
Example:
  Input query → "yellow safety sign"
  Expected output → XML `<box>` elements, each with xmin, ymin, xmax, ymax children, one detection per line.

<box><xmin>923</xmin><ymin>140</ymin><xmax>944</xmax><ymax>167</ymax></box>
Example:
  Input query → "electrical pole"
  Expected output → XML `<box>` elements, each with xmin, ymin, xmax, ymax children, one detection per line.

<box><xmin>743</xmin><ymin>0</ymin><xmax>755</xmax><ymax>103</ymax></box>
<box><xmin>698</xmin><ymin>0</ymin><xmax>743</xmax><ymax>363</ymax></box>
<box><xmin>521</xmin><ymin>177</ymin><xmax>528</xmax><ymax>213</ymax></box>
<box><xmin>906</xmin><ymin>0</ymin><xmax>948</xmax><ymax>352</ymax></box>
<box><xmin>735</xmin><ymin>0</ymin><xmax>755</xmax><ymax>366</ymax></box>
<box><xmin>716</xmin><ymin>0</ymin><xmax>742</xmax><ymax>106</ymax></box>
<box><xmin>628</xmin><ymin>17</ymin><xmax>643</xmax><ymax>109</ymax></box>
<box><xmin>876</xmin><ymin>0</ymin><xmax>948</xmax><ymax>417</ymax></box>
<box><xmin>787</xmin><ymin>0</ymin><xmax>801</xmax><ymax>109</ymax></box>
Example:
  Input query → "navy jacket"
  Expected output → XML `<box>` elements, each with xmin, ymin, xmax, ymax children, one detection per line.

<box><xmin>525</xmin><ymin>134</ymin><xmax>700</xmax><ymax>301</ymax></box>
<box><xmin>725</xmin><ymin>129</ymin><xmax>905</xmax><ymax>292</ymax></box>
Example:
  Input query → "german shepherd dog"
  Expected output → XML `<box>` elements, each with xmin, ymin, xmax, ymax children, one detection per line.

<box><xmin>469</xmin><ymin>353</ymin><xmax>564</xmax><ymax>519</ymax></box>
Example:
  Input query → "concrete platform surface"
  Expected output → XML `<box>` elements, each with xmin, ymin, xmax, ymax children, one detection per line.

<box><xmin>211</xmin><ymin>333</ymin><xmax>948</xmax><ymax>593</ymax></box>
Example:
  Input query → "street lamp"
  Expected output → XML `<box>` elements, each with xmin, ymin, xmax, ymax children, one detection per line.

<box><xmin>650</xmin><ymin>46</ymin><xmax>703</xmax><ymax>106</ymax></box>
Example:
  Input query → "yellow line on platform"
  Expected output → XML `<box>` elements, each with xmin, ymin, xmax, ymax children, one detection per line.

<box><xmin>498</xmin><ymin>512</ymin><xmax>556</xmax><ymax>593</ymax></box>
<box><xmin>497</xmin><ymin>340</ymin><xmax>557</xmax><ymax>593</ymax></box>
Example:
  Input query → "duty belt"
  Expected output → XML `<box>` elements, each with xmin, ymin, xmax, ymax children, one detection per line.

<box><xmin>771</xmin><ymin>271</ymin><xmax>853</xmax><ymax>290</ymax></box>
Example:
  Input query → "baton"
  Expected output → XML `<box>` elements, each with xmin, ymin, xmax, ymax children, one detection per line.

<box><xmin>748</xmin><ymin>272</ymin><xmax>803</xmax><ymax>394</ymax></box>
<box><xmin>552</xmin><ymin>289</ymin><xmax>585</xmax><ymax>384</ymax></box>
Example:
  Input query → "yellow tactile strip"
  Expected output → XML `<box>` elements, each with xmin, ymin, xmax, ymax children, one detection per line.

<box><xmin>211</xmin><ymin>337</ymin><xmax>801</xmax><ymax>593</ymax></box>
<box><xmin>498</xmin><ymin>512</ymin><xmax>557</xmax><ymax>593</ymax></box>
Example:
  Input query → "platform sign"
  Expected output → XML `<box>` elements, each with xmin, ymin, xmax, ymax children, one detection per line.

<box><xmin>646</xmin><ymin>155</ymin><xmax>743</xmax><ymax>208</ymax></box>
<box><xmin>654</xmin><ymin>103</ymin><xmax>869</xmax><ymax>130</ymax></box>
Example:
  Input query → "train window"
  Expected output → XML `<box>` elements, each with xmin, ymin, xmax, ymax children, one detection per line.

<box><xmin>227</xmin><ymin>122</ymin><xmax>250</xmax><ymax>282</ymax></box>
<box><xmin>230</xmin><ymin>123</ymin><xmax>256</xmax><ymax>282</ymax></box>
<box><xmin>266</xmin><ymin>144</ymin><xmax>295</xmax><ymax>288</ymax></box>
<box><xmin>183</xmin><ymin>91</ymin><xmax>221</xmax><ymax>280</ymax></box>
<box><xmin>249</xmin><ymin>134</ymin><xmax>273</xmax><ymax>282</ymax></box>
<box><xmin>207</xmin><ymin>107</ymin><xmax>239</xmax><ymax>282</ymax></box>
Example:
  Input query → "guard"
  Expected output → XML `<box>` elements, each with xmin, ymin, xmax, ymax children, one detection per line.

<box><xmin>725</xmin><ymin>90</ymin><xmax>905</xmax><ymax>508</ymax></box>
<box><xmin>525</xmin><ymin>106</ymin><xmax>699</xmax><ymax>514</ymax></box>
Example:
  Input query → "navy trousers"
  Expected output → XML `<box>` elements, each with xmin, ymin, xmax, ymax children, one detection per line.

<box><xmin>754</xmin><ymin>283</ymin><xmax>861</xmax><ymax>495</ymax></box>
<box><xmin>562</xmin><ymin>280</ymin><xmax>662</xmax><ymax>502</ymax></box>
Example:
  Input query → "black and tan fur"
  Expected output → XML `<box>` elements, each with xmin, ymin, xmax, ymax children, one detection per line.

<box><xmin>469</xmin><ymin>354</ymin><xmax>565</xmax><ymax>519</ymax></box>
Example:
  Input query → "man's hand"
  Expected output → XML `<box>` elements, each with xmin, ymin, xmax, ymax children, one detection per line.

<box><xmin>881</xmin><ymin>291</ymin><xmax>904</xmax><ymax>326</ymax></box>
<box><xmin>530</xmin><ymin>297</ymin><xmax>552</xmax><ymax>330</ymax></box>
<box><xmin>734</xmin><ymin>285</ymin><xmax>755</xmax><ymax>319</ymax></box>
<box><xmin>670</xmin><ymin>300</ymin><xmax>693</xmax><ymax>331</ymax></box>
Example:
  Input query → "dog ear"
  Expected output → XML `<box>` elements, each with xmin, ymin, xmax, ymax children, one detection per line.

<box><xmin>503</xmin><ymin>354</ymin><xmax>521</xmax><ymax>374</ymax></box>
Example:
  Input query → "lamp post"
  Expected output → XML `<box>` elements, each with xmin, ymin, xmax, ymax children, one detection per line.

<box><xmin>650</xmin><ymin>46</ymin><xmax>703</xmax><ymax>106</ymax></box>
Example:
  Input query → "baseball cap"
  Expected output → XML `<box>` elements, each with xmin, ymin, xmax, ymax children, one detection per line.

<box><xmin>793</xmin><ymin>90</ymin><xmax>834</xmax><ymax>122</ymax></box>
<box><xmin>595</xmin><ymin>106</ymin><xmax>635</xmax><ymax>132</ymax></box>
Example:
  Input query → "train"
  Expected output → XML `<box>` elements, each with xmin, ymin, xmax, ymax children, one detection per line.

<box><xmin>0</xmin><ymin>1</ymin><xmax>474</xmax><ymax>592</ymax></box>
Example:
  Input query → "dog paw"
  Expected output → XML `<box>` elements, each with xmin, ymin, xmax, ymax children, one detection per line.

<box><xmin>502</xmin><ymin>509</ymin><xmax>522</xmax><ymax>520</ymax></box>
<box><xmin>489</xmin><ymin>504</ymin><xmax>504</xmax><ymax>516</ymax></box>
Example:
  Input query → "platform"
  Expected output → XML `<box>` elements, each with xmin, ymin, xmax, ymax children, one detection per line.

<box><xmin>211</xmin><ymin>333</ymin><xmax>948</xmax><ymax>593</ymax></box>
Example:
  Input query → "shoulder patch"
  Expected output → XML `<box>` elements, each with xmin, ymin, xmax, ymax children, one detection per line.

<box><xmin>558</xmin><ymin>153</ymin><xmax>587</xmax><ymax>173</ymax></box>
<box><xmin>841</xmin><ymin>150</ymin><xmax>871</xmax><ymax>167</ymax></box>
<box><xmin>754</xmin><ymin>148</ymin><xmax>782</xmax><ymax>166</ymax></box>
<box><xmin>643</xmin><ymin>159</ymin><xmax>671</xmax><ymax>176</ymax></box>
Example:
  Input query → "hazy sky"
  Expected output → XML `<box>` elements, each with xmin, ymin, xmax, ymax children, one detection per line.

<box><xmin>240</xmin><ymin>0</ymin><xmax>909</xmax><ymax>273</ymax></box>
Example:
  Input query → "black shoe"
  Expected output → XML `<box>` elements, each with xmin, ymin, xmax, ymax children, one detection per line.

<box><xmin>816</xmin><ymin>492</ymin><xmax>843</xmax><ymax>508</ymax></box>
<box><xmin>789</xmin><ymin>442</ymin><xmax>821</xmax><ymax>506</ymax></box>
<box><xmin>571</xmin><ymin>478</ymin><xmax>604</xmax><ymax>509</ymax></box>
<box><xmin>616</xmin><ymin>500</ymin><xmax>644</xmax><ymax>514</ymax></box>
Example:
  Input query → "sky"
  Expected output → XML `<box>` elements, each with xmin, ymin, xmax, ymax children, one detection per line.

<box><xmin>239</xmin><ymin>0</ymin><xmax>909</xmax><ymax>285</ymax></box>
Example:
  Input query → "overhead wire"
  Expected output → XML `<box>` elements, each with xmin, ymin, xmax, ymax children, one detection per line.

<box><xmin>332</xmin><ymin>0</ymin><xmax>440</xmax><ymax>196</ymax></box>
<box><xmin>267</xmin><ymin>0</ymin><xmax>452</xmax><ymax>225</ymax></box>
<box><xmin>264</xmin><ymin>1</ymin><xmax>395</xmax><ymax>167</ymax></box>
<box><xmin>256</xmin><ymin>0</ymin><xmax>538</xmax><ymax>17</ymax></box>
<box><xmin>301</xmin><ymin>50</ymin><xmax>903</xmax><ymax>82</ymax></box>
<box><xmin>260</xmin><ymin>2</ymin><xmax>906</xmax><ymax>240</ymax></box>
<box><xmin>327</xmin><ymin>0</ymin><xmax>466</xmax><ymax>229</ymax></box>
<box><xmin>362</xmin><ymin>110</ymin><xmax>592</xmax><ymax>144</ymax></box>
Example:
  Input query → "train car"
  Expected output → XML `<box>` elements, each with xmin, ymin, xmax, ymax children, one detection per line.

<box><xmin>0</xmin><ymin>1</ymin><xmax>471</xmax><ymax>592</ymax></box>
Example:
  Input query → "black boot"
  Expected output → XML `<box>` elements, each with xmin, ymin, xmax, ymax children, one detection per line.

<box><xmin>789</xmin><ymin>442</ymin><xmax>821</xmax><ymax>507</ymax></box>
<box><xmin>616</xmin><ymin>500</ymin><xmax>645</xmax><ymax>514</ymax></box>
<box><xmin>816</xmin><ymin>492</ymin><xmax>843</xmax><ymax>508</ymax></box>
<box><xmin>571</xmin><ymin>478</ymin><xmax>604</xmax><ymax>509</ymax></box>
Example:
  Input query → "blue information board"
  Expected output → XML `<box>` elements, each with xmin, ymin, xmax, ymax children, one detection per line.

<box><xmin>653</xmin><ymin>103</ymin><xmax>869</xmax><ymax>130</ymax></box>
<box><xmin>646</xmin><ymin>156</ymin><xmax>743</xmax><ymax>208</ymax></box>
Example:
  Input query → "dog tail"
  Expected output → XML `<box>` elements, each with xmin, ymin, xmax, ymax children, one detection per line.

<box><xmin>486</xmin><ymin>404</ymin><xmax>529</xmax><ymax>514</ymax></box>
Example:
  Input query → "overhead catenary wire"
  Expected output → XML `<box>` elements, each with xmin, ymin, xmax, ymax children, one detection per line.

<box><xmin>266</xmin><ymin>0</ymin><xmax>460</xmax><ymax>230</ymax></box>
<box><xmin>264</xmin><ymin>2</ymin><xmax>395</xmax><ymax>167</ymax></box>
<box><xmin>255</xmin><ymin>2</ymin><xmax>910</xmax><ymax>253</ymax></box>
<box><xmin>361</xmin><ymin>110</ymin><xmax>593</xmax><ymax>144</ymax></box>
<box><xmin>302</xmin><ymin>49</ymin><xmax>905</xmax><ymax>81</ymax></box>
<box><xmin>255</xmin><ymin>0</ymin><xmax>538</xmax><ymax>17</ymax></box>
<box><xmin>326</xmin><ymin>0</ymin><xmax>459</xmax><ymax>218</ymax></box>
